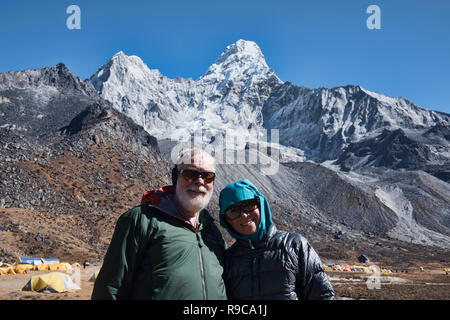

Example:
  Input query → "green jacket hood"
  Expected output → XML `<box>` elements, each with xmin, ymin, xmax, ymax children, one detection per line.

<box><xmin>140</xmin><ymin>185</ymin><xmax>206</xmax><ymax>231</ymax></box>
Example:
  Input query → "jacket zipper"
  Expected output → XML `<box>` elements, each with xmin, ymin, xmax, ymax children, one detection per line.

<box><xmin>251</xmin><ymin>256</ymin><xmax>256</xmax><ymax>299</ymax></box>
<box><xmin>196</xmin><ymin>232</ymin><xmax>207</xmax><ymax>300</ymax></box>
<box><xmin>149</xmin><ymin>204</ymin><xmax>207</xmax><ymax>298</ymax></box>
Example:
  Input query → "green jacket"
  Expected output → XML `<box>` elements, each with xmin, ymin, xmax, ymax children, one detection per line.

<box><xmin>91</xmin><ymin>186</ymin><xmax>227</xmax><ymax>300</ymax></box>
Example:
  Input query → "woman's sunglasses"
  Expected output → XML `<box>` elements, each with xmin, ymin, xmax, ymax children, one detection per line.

<box><xmin>179</xmin><ymin>169</ymin><xmax>216</xmax><ymax>184</ymax></box>
<box><xmin>224</xmin><ymin>198</ymin><xmax>259</xmax><ymax>221</ymax></box>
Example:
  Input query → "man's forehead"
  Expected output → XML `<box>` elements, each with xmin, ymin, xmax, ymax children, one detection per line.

<box><xmin>176</xmin><ymin>149</ymin><xmax>215</xmax><ymax>172</ymax></box>
<box><xmin>180</xmin><ymin>158</ymin><xmax>215</xmax><ymax>171</ymax></box>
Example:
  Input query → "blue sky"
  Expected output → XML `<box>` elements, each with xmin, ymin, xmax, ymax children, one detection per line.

<box><xmin>1</xmin><ymin>0</ymin><xmax>449</xmax><ymax>114</ymax></box>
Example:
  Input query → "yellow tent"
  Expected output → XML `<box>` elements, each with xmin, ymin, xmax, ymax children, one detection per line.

<box><xmin>22</xmin><ymin>272</ymin><xmax>81</xmax><ymax>293</ymax></box>
<box><xmin>32</xmin><ymin>264</ymin><xmax>48</xmax><ymax>271</ymax></box>
<box><xmin>59</xmin><ymin>263</ymin><xmax>73</xmax><ymax>271</ymax></box>
<box><xmin>14</xmin><ymin>265</ymin><xmax>28</xmax><ymax>274</ymax></box>
<box><xmin>14</xmin><ymin>263</ymin><xmax>34</xmax><ymax>270</ymax></box>
<box><xmin>0</xmin><ymin>267</ymin><xmax>16</xmax><ymax>275</ymax></box>
<box><xmin>47</xmin><ymin>263</ymin><xmax>60</xmax><ymax>271</ymax></box>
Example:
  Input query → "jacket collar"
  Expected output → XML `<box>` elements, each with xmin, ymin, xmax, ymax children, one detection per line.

<box><xmin>237</xmin><ymin>224</ymin><xmax>278</xmax><ymax>249</ymax></box>
<box><xmin>140</xmin><ymin>186</ymin><xmax>210</xmax><ymax>231</ymax></box>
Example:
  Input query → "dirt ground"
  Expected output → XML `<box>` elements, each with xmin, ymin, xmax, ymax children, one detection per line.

<box><xmin>331</xmin><ymin>268</ymin><xmax>450</xmax><ymax>300</ymax></box>
<box><xmin>0</xmin><ymin>264</ymin><xmax>448</xmax><ymax>300</ymax></box>
<box><xmin>0</xmin><ymin>265</ymin><xmax>101</xmax><ymax>300</ymax></box>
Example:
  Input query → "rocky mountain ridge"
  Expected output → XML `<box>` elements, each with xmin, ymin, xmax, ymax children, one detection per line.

<box><xmin>0</xmin><ymin>66</ymin><xmax>169</xmax><ymax>262</ymax></box>
<box><xmin>0</xmin><ymin>41</ymin><xmax>449</xmax><ymax>266</ymax></box>
<box><xmin>90</xmin><ymin>40</ymin><xmax>450</xmax><ymax>174</ymax></box>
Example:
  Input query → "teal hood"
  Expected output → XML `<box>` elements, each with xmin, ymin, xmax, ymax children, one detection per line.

<box><xmin>219</xmin><ymin>179</ymin><xmax>273</xmax><ymax>249</ymax></box>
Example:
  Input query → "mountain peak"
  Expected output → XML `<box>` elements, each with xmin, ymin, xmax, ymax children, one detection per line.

<box><xmin>113</xmin><ymin>51</ymin><xmax>126</xmax><ymax>58</ymax></box>
<box><xmin>224</xmin><ymin>39</ymin><xmax>264</xmax><ymax>59</ymax></box>
<box><xmin>212</xmin><ymin>39</ymin><xmax>267</xmax><ymax>68</ymax></box>
<box><xmin>90</xmin><ymin>51</ymin><xmax>160</xmax><ymax>93</ymax></box>
<box><xmin>0</xmin><ymin>62</ymin><xmax>96</xmax><ymax>96</ymax></box>
<box><xmin>202</xmin><ymin>39</ymin><xmax>277</xmax><ymax>82</ymax></box>
<box><xmin>109</xmin><ymin>51</ymin><xmax>147</xmax><ymax>68</ymax></box>
<box><xmin>53</xmin><ymin>62</ymin><xmax>69</xmax><ymax>73</ymax></box>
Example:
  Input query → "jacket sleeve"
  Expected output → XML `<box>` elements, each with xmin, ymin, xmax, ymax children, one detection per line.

<box><xmin>297</xmin><ymin>237</ymin><xmax>335</xmax><ymax>300</ymax></box>
<box><xmin>91</xmin><ymin>208</ymin><xmax>148</xmax><ymax>300</ymax></box>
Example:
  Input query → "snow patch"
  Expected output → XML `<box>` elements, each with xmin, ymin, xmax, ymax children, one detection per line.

<box><xmin>375</xmin><ymin>185</ymin><xmax>450</xmax><ymax>248</ymax></box>
<box><xmin>0</xmin><ymin>96</ymin><xmax>11</xmax><ymax>104</ymax></box>
<box><xmin>360</xmin><ymin>87</ymin><xmax>398</xmax><ymax>105</ymax></box>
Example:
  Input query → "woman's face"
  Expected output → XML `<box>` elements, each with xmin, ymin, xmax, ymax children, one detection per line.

<box><xmin>225</xmin><ymin>199</ymin><xmax>261</xmax><ymax>236</ymax></box>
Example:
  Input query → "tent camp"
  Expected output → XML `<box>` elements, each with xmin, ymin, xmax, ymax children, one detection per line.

<box><xmin>13</xmin><ymin>265</ymin><xmax>28</xmax><ymax>274</ymax></box>
<box><xmin>22</xmin><ymin>272</ymin><xmax>80</xmax><ymax>293</ymax></box>
<box><xmin>15</xmin><ymin>257</ymin><xmax>65</xmax><ymax>272</ymax></box>
<box><xmin>0</xmin><ymin>266</ymin><xmax>16</xmax><ymax>275</ymax></box>
<box><xmin>16</xmin><ymin>257</ymin><xmax>60</xmax><ymax>265</ymax></box>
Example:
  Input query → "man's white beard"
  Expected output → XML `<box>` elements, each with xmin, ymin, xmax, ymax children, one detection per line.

<box><xmin>175</xmin><ymin>184</ymin><xmax>212</xmax><ymax>214</ymax></box>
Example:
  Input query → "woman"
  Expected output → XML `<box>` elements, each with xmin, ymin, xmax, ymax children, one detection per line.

<box><xmin>219</xmin><ymin>179</ymin><xmax>335</xmax><ymax>300</ymax></box>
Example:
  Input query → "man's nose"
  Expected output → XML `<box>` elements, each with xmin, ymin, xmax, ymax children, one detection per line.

<box><xmin>192</xmin><ymin>175</ymin><xmax>205</xmax><ymax>184</ymax></box>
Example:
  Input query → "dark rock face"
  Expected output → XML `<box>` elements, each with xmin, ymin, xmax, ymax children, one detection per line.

<box><xmin>60</xmin><ymin>102</ymin><xmax>159</xmax><ymax>152</ymax></box>
<box><xmin>0</xmin><ymin>64</ymin><xmax>169</xmax><ymax>262</ymax></box>
<box><xmin>0</xmin><ymin>63</ymin><xmax>96</xmax><ymax>95</ymax></box>
<box><xmin>336</xmin><ymin>128</ymin><xmax>450</xmax><ymax>183</ymax></box>
<box><xmin>263</xmin><ymin>83</ymin><xmax>450</xmax><ymax>166</ymax></box>
<box><xmin>0</xmin><ymin>63</ymin><xmax>101</xmax><ymax>151</ymax></box>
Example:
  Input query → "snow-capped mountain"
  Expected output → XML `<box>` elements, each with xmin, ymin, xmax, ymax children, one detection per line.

<box><xmin>88</xmin><ymin>40</ymin><xmax>450</xmax><ymax>249</ymax></box>
<box><xmin>1</xmin><ymin>44</ymin><xmax>449</xmax><ymax>254</ymax></box>
<box><xmin>90</xmin><ymin>39</ymin><xmax>450</xmax><ymax>171</ymax></box>
<box><xmin>90</xmin><ymin>40</ymin><xmax>282</xmax><ymax>151</ymax></box>
<box><xmin>262</xmin><ymin>83</ymin><xmax>450</xmax><ymax>161</ymax></box>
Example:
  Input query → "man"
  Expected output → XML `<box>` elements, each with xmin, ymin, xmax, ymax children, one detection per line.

<box><xmin>92</xmin><ymin>148</ymin><xmax>227</xmax><ymax>300</ymax></box>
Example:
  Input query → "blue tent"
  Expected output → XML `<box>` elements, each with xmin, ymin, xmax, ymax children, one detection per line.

<box><xmin>17</xmin><ymin>257</ymin><xmax>42</xmax><ymax>265</ymax></box>
<box><xmin>16</xmin><ymin>257</ymin><xmax>60</xmax><ymax>265</ymax></box>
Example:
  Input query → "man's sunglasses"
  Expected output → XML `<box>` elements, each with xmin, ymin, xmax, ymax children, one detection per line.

<box><xmin>224</xmin><ymin>198</ymin><xmax>259</xmax><ymax>221</ymax></box>
<box><xmin>179</xmin><ymin>169</ymin><xmax>216</xmax><ymax>183</ymax></box>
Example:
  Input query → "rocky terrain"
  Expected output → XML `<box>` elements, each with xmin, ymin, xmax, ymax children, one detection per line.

<box><xmin>0</xmin><ymin>40</ymin><xmax>449</xmax><ymax>284</ymax></box>
<box><xmin>0</xmin><ymin>64</ymin><xmax>170</xmax><ymax>262</ymax></box>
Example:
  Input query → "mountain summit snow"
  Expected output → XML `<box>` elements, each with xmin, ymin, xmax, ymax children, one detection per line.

<box><xmin>89</xmin><ymin>40</ymin><xmax>282</xmax><ymax>148</ymax></box>
<box><xmin>203</xmin><ymin>39</ymin><xmax>273</xmax><ymax>79</ymax></box>
<box><xmin>90</xmin><ymin>39</ymin><xmax>449</xmax><ymax>165</ymax></box>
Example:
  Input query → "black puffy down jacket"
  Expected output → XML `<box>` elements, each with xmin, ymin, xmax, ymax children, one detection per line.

<box><xmin>224</xmin><ymin>225</ymin><xmax>335</xmax><ymax>300</ymax></box>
